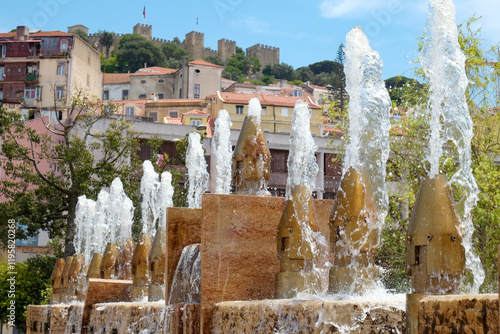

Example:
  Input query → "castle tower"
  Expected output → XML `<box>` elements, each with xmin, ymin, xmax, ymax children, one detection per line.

<box><xmin>133</xmin><ymin>23</ymin><xmax>152</xmax><ymax>40</ymax></box>
<box><xmin>218</xmin><ymin>38</ymin><xmax>236</xmax><ymax>63</ymax></box>
<box><xmin>185</xmin><ymin>31</ymin><xmax>205</xmax><ymax>60</ymax></box>
<box><xmin>246</xmin><ymin>44</ymin><xmax>280</xmax><ymax>70</ymax></box>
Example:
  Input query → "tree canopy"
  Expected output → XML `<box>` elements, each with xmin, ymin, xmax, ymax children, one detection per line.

<box><xmin>115</xmin><ymin>34</ymin><xmax>167</xmax><ymax>73</ymax></box>
<box><xmin>162</xmin><ymin>41</ymin><xmax>192</xmax><ymax>69</ymax></box>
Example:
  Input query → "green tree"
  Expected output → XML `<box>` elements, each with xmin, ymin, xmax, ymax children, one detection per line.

<box><xmin>0</xmin><ymin>90</ymin><xmax>141</xmax><ymax>255</ymax></box>
<box><xmin>101</xmin><ymin>53</ymin><xmax>120</xmax><ymax>73</ymax></box>
<box><xmin>203</xmin><ymin>55</ymin><xmax>224</xmax><ymax>66</ymax></box>
<box><xmin>269</xmin><ymin>63</ymin><xmax>295</xmax><ymax>81</ymax></box>
<box><xmin>116</xmin><ymin>34</ymin><xmax>166</xmax><ymax>73</ymax></box>
<box><xmin>73</xmin><ymin>29</ymin><xmax>90</xmax><ymax>44</ymax></box>
<box><xmin>162</xmin><ymin>42</ymin><xmax>192</xmax><ymax>69</ymax></box>
<box><xmin>97</xmin><ymin>30</ymin><xmax>115</xmax><ymax>59</ymax></box>
<box><xmin>0</xmin><ymin>255</ymin><xmax>56</xmax><ymax>332</ymax></box>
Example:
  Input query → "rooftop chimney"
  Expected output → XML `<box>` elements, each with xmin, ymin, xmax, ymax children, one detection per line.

<box><xmin>16</xmin><ymin>26</ymin><xmax>29</xmax><ymax>41</ymax></box>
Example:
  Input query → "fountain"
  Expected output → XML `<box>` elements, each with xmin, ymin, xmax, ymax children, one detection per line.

<box><xmin>26</xmin><ymin>0</ymin><xmax>498</xmax><ymax>332</ymax></box>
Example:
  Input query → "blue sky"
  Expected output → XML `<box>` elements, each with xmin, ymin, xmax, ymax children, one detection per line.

<box><xmin>1</xmin><ymin>0</ymin><xmax>498</xmax><ymax>80</ymax></box>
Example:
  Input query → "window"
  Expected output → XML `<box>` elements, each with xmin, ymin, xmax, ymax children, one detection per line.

<box><xmin>103</xmin><ymin>90</ymin><xmax>109</xmax><ymax>101</ymax></box>
<box><xmin>271</xmin><ymin>149</ymin><xmax>289</xmax><ymax>173</ymax></box>
<box><xmin>236</xmin><ymin>105</ymin><xmax>244</xmax><ymax>115</ymax></box>
<box><xmin>169</xmin><ymin>110</ymin><xmax>178</xmax><ymax>118</ymax></box>
<box><xmin>319</xmin><ymin>94</ymin><xmax>325</xmax><ymax>104</ymax></box>
<box><xmin>292</xmin><ymin>89</ymin><xmax>302</xmax><ymax>97</ymax></box>
<box><xmin>125</xmin><ymin>107</ymin><xmax>134</xmax><ymax>116</ymax></box>
<box><xmin>57</xmin><ymin>62</ymin><xmax>66</xmax><ymax>75</ymax></box>
<box><xmin>0</xmin><ymin>66</ymin><xmax>4</xmax><ymax>81</ymax></box>
<box><xmin>60</xmin><ymin>40</ymin><xmax>68</xmax><ymax>53</ymax></box>
<box><xmin>24</xmin><ymin>86</ymin><xmax>41</xmax><ymax>99</ymax></box>
<box><xmin>56</xmin><ymin>86</ymin><xmax>64</xmax><ymax>100</ymax></box>
<box><xmin>149</xmin><ymin>112</ymin><xmax>158</xmax><ymax>122</ymax></box>
<box><xmin>1</xmin><ymin>44</ymin><xmax>6</xmax><ymax>58</ymax></box>
<box><xmin>281</xmin><ymin>108</ymin><xmax>289</xmax><ymax>116</ymax></box>
<box><xmin>0</xmin><ymin>89</ymin><xmax>3</xmax><ymax>100</ymax></box>
<box><xmin>261</xmin><ymin>106</ymin><xmax>267</xmax><ymax>115</ymax></box>
<box><xmin>194</xmin><ymin>84</ymin><xmax>200</xmax><ymax>98</ymax></box>
<box><xmin>141</xmin><ymin>80</ymin><xmax>147</xmax><ymax>84</ymax></box>
<box><xmin>190</xmin><ymin>118</ymin><xmax>202</xmax><ymax>126</ymax></box>
<box><xmin>157</xmin><ymin>93</ymin><xmax>164</xmax><ymax>99</ymax></box>
<box><xmin>122</xmin><ymin>90</ymin><xmax>129</xmax><ymax>100</ymax></box>
<box><xmin>158</xmin><ymin>79</ymin><xmax>165</xmax><ymax>84</ymax></box>
<box><xmin>139</xmin><ymin>94</ymin><xmax>146</xmax><ymax>99</ymax></box>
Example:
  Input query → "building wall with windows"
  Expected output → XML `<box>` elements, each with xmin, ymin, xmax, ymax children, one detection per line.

<box><xmin>144</xmin><ymin>99</ymin><xmax>209</xmax><ymax>124</ymax></box>
<box><xmin>210</xmin><ymin>91</ymin><xmax>324</xmax><ymax>136</ymax></box>
<box><xmin>0</xmin><ymin>26</ymin><xmax>102</xmax><ymax>116</ymax></box>
<box><xmin>177</xmin><ymin>60</ymin><xmax>223</xmax><ymax>99</ymax></box>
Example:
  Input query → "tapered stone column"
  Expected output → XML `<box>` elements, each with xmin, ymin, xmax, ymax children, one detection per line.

<box><xmin>405</xmin><ymin>174</ymin><xmax>465</xmax><ymax>333</ymax></box>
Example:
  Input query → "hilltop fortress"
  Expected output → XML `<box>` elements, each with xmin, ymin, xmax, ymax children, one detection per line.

<box><xmin>69</xmin><ymin>23</ymin><xmax>280</xmax><ymax>68</ymax></box>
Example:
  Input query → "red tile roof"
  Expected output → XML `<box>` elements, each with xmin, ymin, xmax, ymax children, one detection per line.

<box><xmin>0</xmin><ymin>30</ymin><xmax>74</xmax><ymax>39</ymax></box>
<box><xmin>189</xmin><ymin>59</ymin><xmax>224</xmax><ymax>68</ymax></box>
<box><xmin>133</xmin><ymin>66</ymin><xmax>178</xmax><ymax>76</ymax></box>
<box><xmin>183</xmin><ymin>109</ymin><xmax>208</xmax><ymax>115</ymax></box>
<box><xmin>103</xmin><ymin>73</ymin><xmax>131</xmax><ymax>84</ymax></box>
<box><xmin>309</xmin><ymin>84</ymin><xmax>329</xmax><ymax>91</ymax></box>
<box><xmin>164</xmin><ymin>118</ymin><xmax>182</xmax><ymax>124</ymax></box>
<box><xmin>218</xmin><ymin>92</ymin><xmax>320</xmax><ymax>109</ymax></box>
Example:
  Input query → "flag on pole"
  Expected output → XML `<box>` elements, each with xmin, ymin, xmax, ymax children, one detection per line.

<box><xmin>143</xmin><ymin>6</ymin><xmax>146</xmax><ymax>18</ymax></box>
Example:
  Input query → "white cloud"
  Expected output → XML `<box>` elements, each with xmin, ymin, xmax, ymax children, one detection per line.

<box><xmin>320</xmin><ymin>0</ymin><xmax>388</xmax><ymax>18</ymax></box>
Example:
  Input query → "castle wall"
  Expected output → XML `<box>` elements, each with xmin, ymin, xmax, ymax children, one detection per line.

<box><xmin>246</xmin><ymin>44</ymin><xmax>280</xmax><ymax>69</ymax></box>
<box><xmin>184</xmin><ymin>31</ymin><xmax>205</xmax><ymax>60</ymax></box>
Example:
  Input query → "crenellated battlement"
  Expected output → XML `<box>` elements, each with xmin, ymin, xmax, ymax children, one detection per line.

<box><xmin>87</xmin><ymin>23</ymin><xmax>279</xmax><ymax>66</ymax></box>
<box><xmin>246</xmin><ymin>43</ymin><xmax>280</xmax><ymax>69</ymax></box>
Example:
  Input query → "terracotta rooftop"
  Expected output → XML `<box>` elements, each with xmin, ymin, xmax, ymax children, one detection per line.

<box><xmin>218</xmin><ymin>92</ymin><xmax>320</xmax><ymax>109</ymax></box>
<box><xmin>309</xmin><ymin>84</ymin><xmax>329</xmax><ymax>91</ymax></box>
<box><xmin>183</xmin><ymin>109</ymin><xmax>208</xmax><ymax>115</ymax></box>
<box><xmin>103</xmin><ymin>73</ymin><xmax>131</xmax><ymax>84</ymax></box>
<box><xmin>188</xmin><ymin>59</ymin><xmax>224</xmax><ymax>68</ymax></box>
<box><xmin>164</xmin><ymin>118</ymin><xmax>182</xmax><ymax>124</ymax></box>
<box><xmin>0</xmin><ymin>30</ymin><xmax>74</xmax><ymax>38</ymax></box>
<box><xmin>133</xmin><ymin>66</ymin><xmax>178</xmax><ymax>76</ymax></box>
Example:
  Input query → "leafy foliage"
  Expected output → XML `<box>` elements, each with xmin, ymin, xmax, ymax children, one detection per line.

<box><xmin>162</xmin><ymin>42</ymin><xmax>192</xmax><ymax>69</ymax></box>
<box><xmin>0</xmin><ymin>255</ymin><xmax>56</xmax><ymax>332</ymax></box>
<box><xmin>222</xmin><ymin>53</ymin><xmax>261</xmax><ymax>81</ymax></box>
<box><xmin>116</xmin><ymin>34</ymin><xmax>166</xmax><ymax>72</ymax></box>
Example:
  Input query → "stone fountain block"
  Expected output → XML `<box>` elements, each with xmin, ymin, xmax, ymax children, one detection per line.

<box><xmin>418</xmin><ymin>294</ymin><xmax>498</xmax><ymax>333</ymax></box>
<box><xmin>166</xmin><ymin>207</ymin><xmax>202</xmax><ymax>301</ymax></box>
<box><xmin>81</xmin><ymin>278</ymin><xmax>133</xmax><ymax>333</ymax></box>
<box><xmin>26</xmin><ymin>305</ymin><xmax>51</xmax><ymax>334</ymax></box>
<box><xmin>164</xmin><ymin>303</ymin><xmax>201</xmax><ymax>334</ymax></box>
<box><xmin>211</xmin><ymin>299</ymin><xmax>405</xmax><ymax>333</ymax></box>
<box><xmin>86</xmin><ymin>301</ymin><xmax>165</xmax><ymax>333</ymax></box>
<box><xmin>200</xmin><ymin>194</ymin><xmax>333</xmax><ymax>333</ymax></box>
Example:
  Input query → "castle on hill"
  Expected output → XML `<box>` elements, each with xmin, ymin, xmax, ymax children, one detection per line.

<box><xmin>68</xmin><ymin>23</ymin><xmax>280</xmax><ymax>69</ymax></box>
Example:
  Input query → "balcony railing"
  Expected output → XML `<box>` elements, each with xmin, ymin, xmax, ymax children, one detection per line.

<box><xmin>26</xmin><ymin>73</ymin><xmax>39</xmax><ymax>81</ymax></box>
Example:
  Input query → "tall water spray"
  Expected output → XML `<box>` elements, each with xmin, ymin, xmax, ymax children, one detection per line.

<box><xmin>106</xmin><ymin>178</ymin><xmax>133</xmax><ymax>246</ymax></box>
<box><xmin>286</xmin><ymin>100</ymin><xmax>318</xmax><ymax>199</ymax></box>
<box><xmin>344</xmin><ymin>26</ymin><xmax>392</xmax><ymax>226</ymax></box>
<box><xmin>212</xmin><ymin>109</ymin><xmax>233</xmax><ymax>194</ymax></box>
<box><xmin>141</xmin><ymin>160</ymin><xmax>174</xmax><ymax>237</ymax></box>
<box><xmin>421</xmin><ymin>0</ymin><xmax>483</xmax><ymax>292</ymax></box>
<box><xmin>74</xmin><ymin>196</ymin><xmax>96</xmax><ymax>265</ymax></box>
<box><xmin>74</xmin><ymin>178</ymin><xmax>134</xmax><ymax>265</ymax></box>
<box><xmin>186</xmin><ymin>132</ymin><xmax>209</xmax><ymax>208</ymax></box>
